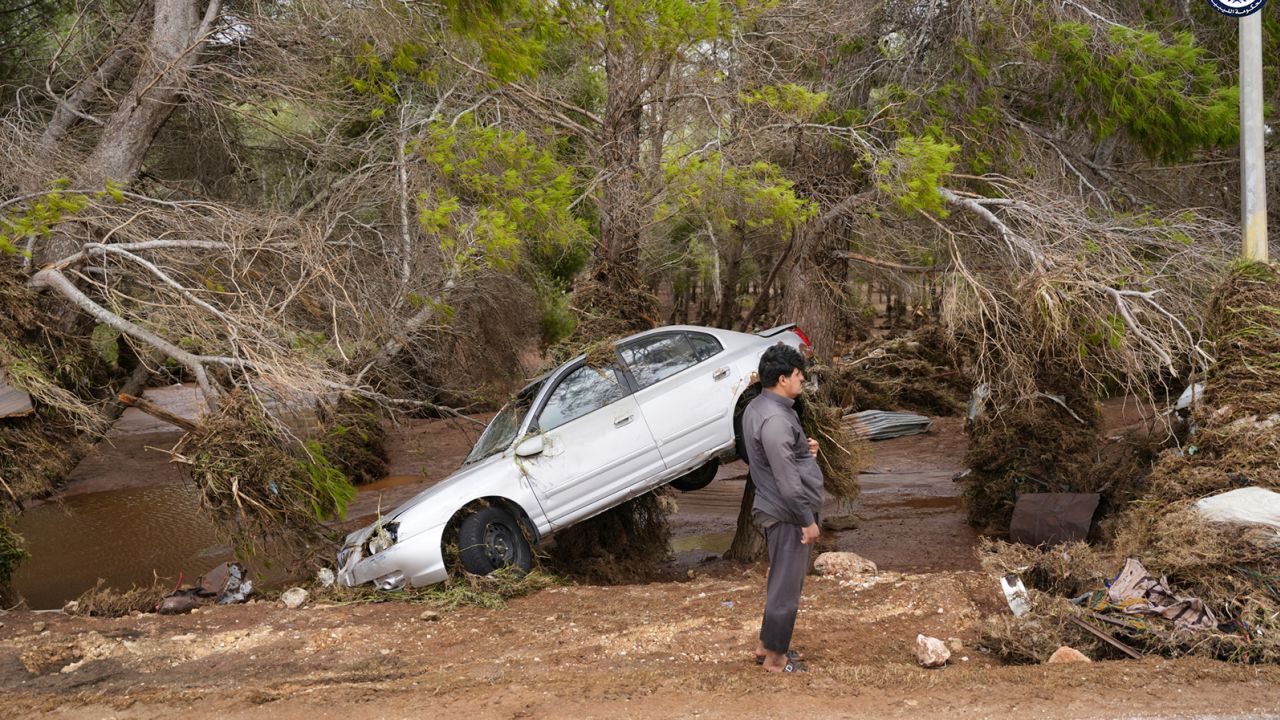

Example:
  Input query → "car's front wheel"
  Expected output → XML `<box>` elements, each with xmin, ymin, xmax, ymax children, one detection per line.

<box><xmin>670</xmin><ymin>458</ymin><xmax>719</xmax><ymax>492</ymax></box>
<box><xmin>458</xmin><ymin>506</ymin><xmax>534</xmax><ymax>576</ymax></box>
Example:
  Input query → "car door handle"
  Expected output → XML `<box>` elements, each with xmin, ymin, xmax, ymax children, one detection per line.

<box><xmin>614</xmin><ymin>415</ymin><xmax>633</xmax><ymax>427</ymax></box>
<box><xmin>712</xmin><ymin>367</ymin><xmax>730</xmax><ymax>381</ymax></box>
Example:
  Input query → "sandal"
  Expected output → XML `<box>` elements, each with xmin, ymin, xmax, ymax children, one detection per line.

<box><xmin>772</xmin><ymin>659</ymin><xmax>808</xmax><ymax>673</ymax></box>
<box><xmin>754</xmin><ymin>649</ymin><xmax>803</xmax><ymax>665</ymax></box>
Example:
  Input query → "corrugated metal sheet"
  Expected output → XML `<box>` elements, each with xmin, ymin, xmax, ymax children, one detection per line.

<box><xmin>842</xmin><ymin>410</ymin><xmax>932</xmax><ymax>440</ymax></box>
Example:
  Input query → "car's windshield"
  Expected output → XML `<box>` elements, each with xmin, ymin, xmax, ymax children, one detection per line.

<box><xmin>463</xmin><ymin>381</ymin><xmax>542</xmax><ymax>465</ymax></box>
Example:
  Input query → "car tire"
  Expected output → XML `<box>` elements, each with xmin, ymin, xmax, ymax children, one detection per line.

<box><xmin>458</xmin><ymin>506</ymin><xmax>534</xmax><ymax>576</ymax></box>
<box><xmin>670</xmin><ymin>458</ymin><xmax>719</xmax><ymax>492</ymax></box>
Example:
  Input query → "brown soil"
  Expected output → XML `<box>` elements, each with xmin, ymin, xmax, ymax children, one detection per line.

<box><xmin>9</xmin><ymin>398</ymin><xmax>1277</xmax><ymax>717</ymax></box>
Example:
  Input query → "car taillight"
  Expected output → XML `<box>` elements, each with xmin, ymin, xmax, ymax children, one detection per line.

<box><xmin>791</xmin><ymin>326</ymin><xmax>812</xmax><ymax>348</ymax></box>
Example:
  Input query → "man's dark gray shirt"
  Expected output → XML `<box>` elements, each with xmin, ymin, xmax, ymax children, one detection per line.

<box><xmin>742</xmin><ymin>390</ymin><xmax>825</xmax><ymax>527</ymax></box>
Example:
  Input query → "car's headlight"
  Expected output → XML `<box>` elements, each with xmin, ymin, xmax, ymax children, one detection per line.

<box><xmin>365</xmin><ymin>522</ymin><xmax>398</xmax><ymax>556</ymax></box>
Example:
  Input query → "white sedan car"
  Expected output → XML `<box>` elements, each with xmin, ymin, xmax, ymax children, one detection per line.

<box><xmin>337</xmin><ymin>323</ymin><xmax>812</xmax><ymax>590</ymax></box>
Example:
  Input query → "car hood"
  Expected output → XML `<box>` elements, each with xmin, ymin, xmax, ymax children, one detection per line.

<box><xmin>343</xmin><ymin>453</ymin><xmax>511</xmax><ymax>547</ymax></box>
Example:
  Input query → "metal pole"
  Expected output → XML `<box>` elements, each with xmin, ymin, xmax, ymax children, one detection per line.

<box><xmin>1240</xmin><ymin>11</ymin><xmax>1269</xmax><ymax>262</ymax></box>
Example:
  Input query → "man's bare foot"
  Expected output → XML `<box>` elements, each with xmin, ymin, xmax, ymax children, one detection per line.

<box><xmin>760</xmin><ymin>649</ymin><xmax>806</xmax><ymax>673</ymax></box>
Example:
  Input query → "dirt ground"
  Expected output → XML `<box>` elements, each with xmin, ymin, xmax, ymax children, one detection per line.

<box><xmin>6</xmin><ymin>399</ymin><xmax>1277</xmax><ymax>719</ymax></box>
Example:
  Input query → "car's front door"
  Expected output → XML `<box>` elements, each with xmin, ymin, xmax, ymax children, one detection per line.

<box><xmin>620</xmin><ymin>331</ymin><xmax>739</xmax><ymax>472</ymax></box>
<box><xmin>520</xmin><ymin>362</ymin><xmax>665</xmax><ymax>529</ymax></box>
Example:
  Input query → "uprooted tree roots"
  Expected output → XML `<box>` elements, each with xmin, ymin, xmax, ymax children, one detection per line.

<box><xmin>979</xmin><ymin>263</ymin><xmax>1280</xmax><ymax>664</ymax></box>
<box><xmin>543</xmin><ymin>490</ymin><xmax>677</xmax><ymax>584</ymax></box>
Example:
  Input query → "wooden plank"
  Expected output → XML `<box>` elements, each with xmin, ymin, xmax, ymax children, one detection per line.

<box><xmin>1068</xmin><ymin>615</ymin><xmax>1144</xmax><ymax>659</ymax></box>
<box><xmin>0</xmin><ymin>369</ymin><xmax>34</xmax><ymax>418</ymax></box>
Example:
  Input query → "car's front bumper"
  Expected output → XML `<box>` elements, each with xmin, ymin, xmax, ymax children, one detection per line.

<box><xmin>336</xmin><ymin>522</ymin><xmax>449</xmax><ymax>590</ymax></box>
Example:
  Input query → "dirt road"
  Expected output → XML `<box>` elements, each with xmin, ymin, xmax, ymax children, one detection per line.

<box><xmin>7</xmin><ymin>404</ymin><xmax>1276</xmax><ymax>718</ymax></box>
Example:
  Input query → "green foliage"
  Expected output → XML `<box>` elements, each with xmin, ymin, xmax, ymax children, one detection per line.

<box><xmin>740</xmin><ymin>83</ymin><xmax>829</xmax><ymax>121</ymax></box>
<box><xmin>298</xmin><ymin>440</ymin><xmax>358</xmax><ymax>521</ymax></box>
<box><xmin>1038</xmin><ymin>22</ymin><xmax>1238</xmax><ymax>161</ymax></box>
<box><xmin>661</xmin><ymin>151</ymin><xmax>817</xmax><ymax>236</ymax></box>
<box><xmin>0</xmin><ymin>519</ymin><xmax>27</xmax><ymax>601</ymax></box>
<box><xmin>0</xmin><ymin>183</ymin><xmax>90</xmax><ymax>256</ymax></box>
<box><xmin>90</xmin><ymin>324</ymin><xmax>121</xmax><ymax>368</ymax></box>
<box><xmin>876</xmin><ymin>135</ymin><xmax>959</xmax><ymax>216</ymax></box>
<box><xmin>417</xmin><ymin>114</ymin><xmax>591</xmax><ymax>279</ymax></box>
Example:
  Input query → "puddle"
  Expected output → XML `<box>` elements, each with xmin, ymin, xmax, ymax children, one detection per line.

<box><xmin>670</xmin><ymin>530</ymin><xmax>735</xmax><ymax>555</ymax></box>
<box><xmin>357</xmin><ymin>475</ymin><xmax>425</xmax><ymax>492</ymax></box>
<box><xmin>12</xmin><ymin>484</ymin><xmax>229</xmax><ymax>610</ymax></box>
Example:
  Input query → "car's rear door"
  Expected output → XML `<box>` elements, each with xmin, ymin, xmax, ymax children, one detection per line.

<box><xmin>520</xmin><ymin>361</ymin><xmax>664</xmax><ymax>529</ymax></box>
<box><xmin>619</xmin><ymin>330</ymin><xmax>739</xmax><ymax>472</ymax></box>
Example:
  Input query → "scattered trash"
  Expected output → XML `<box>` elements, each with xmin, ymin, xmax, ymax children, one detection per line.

<box><xmin>1047</xmin><ymin>646</ymin><xmax>1092</xmax><ymax>664</ymax></box>
<box><xmin>812</xmin><ymin>551</ymin><xmax>878</xmax><ymax>577</ymax></box>
<box><xmin>843</xmin><ymin>410</ymin><xmax>932</xmax><ymax>440</ymax></box>
<box><xmin>1008</xmin><ymin>492</ymin><xmax>1100</xmax><ymax>546</ymax></box>
<box><xmin>966</xmin><ymin>383</ymin><xmax>991</xmax><ymax>426</ymax></box>
<box><xmin>720</xmin><ymin>600</ymin><xmax>736</xmax><ymax>609</ymax></box>
<box><xmin>1174</xmin><ymin>383</ymin><xmax>1204</xmax><ymax>413</ymax></box>
<box><xmin>1000</xmin><ymin>574</ymin><xmax>1031</xmax><ymax>617</ymax></box>
<box><xmin>280</xmin><ymin>587</ymin><xmax>309</xmax><ymax>609</ymax></box>
<box><xmin>157</xmin><ymin>593</ymin><xmax>203</xmax><ymax>615</ymax></box>
<box><xmin>315</xmin><ymin>567</ymin><xmax>336</xmax><ymax>588</ymax></box>
<box><xmin>915</xmin><ymin>634</ymin><xmax>950</xmax><ymax>668</ymax></box>
<box><xmin>1099</xmin><ymin>558</ymin><xmax>1217</xmax><ymax>632</ymax></box>
<box><xmin>198</xmin><ymin>562</ymin><xmax>254</xmax><ymax>605</ymax></box>
<box><xmin>1194</xmin><ymin>487</ymin><xmax>1280</xmax><ymax>529</ymax></box>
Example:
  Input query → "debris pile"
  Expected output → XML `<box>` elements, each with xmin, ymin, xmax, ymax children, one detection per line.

<box><xmin>978</xmin><ymin>261</ymin><xmax>1280</xmax><ymax>665</ymax></box>
<box><xmin>823</xmin><ymin>326</ymin><xmax>969</xmax><ymax>416</ymax></box>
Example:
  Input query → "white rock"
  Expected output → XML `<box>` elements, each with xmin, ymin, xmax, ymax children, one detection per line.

<box><xmin>813</xmin><ymin>552</ymin><xmax>878</xmax><ymax>577</ymax></box>
<box><xmin>32</xmin><ymin>621</ymin><xmax>46</xmax><ymax>633</ymax></box>
<box><xmin>1047</xmin><ymin>646</ymin><xmax>1092</xmax><ymax>664</ymax></box>
<box><xmin>915</xmin><ymin>634</ymin><xmax>951</xmax><ymax>668</ymax></box>
<box><xmin>315</xmin><ymin>568</ymin><xmax>336</xmax><ymax>587</ymax></box>
<box><xmin>419</xmin><ymin>610</ymin><xmax>441</xmax><ymax>622</ymax></box>
<box><xmin>280</xmin><ymin>587</ymin><xmax>310</xmax><ymax>609</ymax></box>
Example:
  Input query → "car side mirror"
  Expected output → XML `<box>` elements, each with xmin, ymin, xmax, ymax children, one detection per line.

<box><xmin>514</xmin><ymin>435</ymin><xmax>544</xmax><ymax>458</ymax></box>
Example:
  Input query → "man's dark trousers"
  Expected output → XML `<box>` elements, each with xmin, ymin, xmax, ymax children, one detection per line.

<box><xmin>760</xmin><ymin>521</ymin><xmax>811</xmax><ymax>653</ymax></box>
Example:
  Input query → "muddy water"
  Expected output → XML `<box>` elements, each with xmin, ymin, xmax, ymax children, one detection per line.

<box><xmin>12</xmin><ymin>484</ymin><xmax>228</xmax><ymax>610</ymax></box>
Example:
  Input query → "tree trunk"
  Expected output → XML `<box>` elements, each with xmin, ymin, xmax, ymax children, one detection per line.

<box><xmin>715</xmin><ymin>227</ymin><xmax>743</xmax><ymax>328</ymax></box>
<box><xmin>725</xmin><ymin>478</ymin><xmax>766</xmax><ymax>562</ymax></box>
<box><xmin>39</xmin><ymin>0</ymin><xmax>221</xmax><ymax>263</ymax></box>
<box><xmin>593</xmin><ymin>31</ymin><xmax>645</xmax><ymax>296</ymax></box>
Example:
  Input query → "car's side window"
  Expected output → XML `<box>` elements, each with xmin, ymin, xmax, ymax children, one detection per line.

<box><xmin>620</xmin><ymin>333</ymin><xmax>701</xmax><ymax>389</ymax></box>
<box><xmin>687</xmin><ymin>332</ymin><xmax>723</xmax><ymax>361</ymax></box>
<box><xmin>537</xmin><ymin>365</ymin><xmax>628</xmax><ymax>432</ymax></box>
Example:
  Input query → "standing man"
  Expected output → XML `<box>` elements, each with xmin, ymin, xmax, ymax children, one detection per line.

<box><xmin>742</xmin><ymin>343</ymin><xmax>823</xmax><ymax>673</ymax></box>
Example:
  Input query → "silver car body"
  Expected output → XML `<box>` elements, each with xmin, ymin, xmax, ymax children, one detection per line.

<box><xmin>336</xmin><ymin>324</ymin><xmax>808</xmax><ymax>590</ymax></box>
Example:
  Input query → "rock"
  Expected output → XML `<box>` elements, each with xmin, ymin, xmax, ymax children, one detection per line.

<box><xmin>813</xmin><ymin>552</ymin><xmax>878</xmax><ymax>577</ymax></box>
<box><xmin>915</xmin><ymin>634</ymin><xmax>950</xmax><ymax>668</ymax></box>
<box><xmin>315</xmin><ymin>568</ymin><xmax>336</xmax><ymax>588</ymax></box>
<box><xmin>280</xmin><ymin>588</ymin><xmax>309</xmax><ymax>609</ymax></box>
<box><xmin>822</xmin><ymin>514</ymin><xmax>859</xmax><ymax>531</ymax></box>
<box><xmin>1047</xmin><ymin>646</ymin><xmax>1092</xmax><ymax>664</ymax></box>
<box><xmin>419</xmin><ymin>610</ymin><xmax>441</xmax><ymax>622</ymax></box>
<box><xmin>32</xmin><ymin>621</ymin><xmax>46</xmax><ymax>633</ymax></box>
<box><xmin>62</xmin><ymin>600</ymin><xmax>80</xmax><ymax>615</ymax></box>
<box><xmin>947</xmin><ymin>638</ymin><xmax>964</xmax><ymax>653</ymax></box>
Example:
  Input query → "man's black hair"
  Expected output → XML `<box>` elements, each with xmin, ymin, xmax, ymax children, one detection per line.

<box><xmin>758</xmin><ymin>343</ymin><xmax>805</xmax><ymax>388</ymax></box>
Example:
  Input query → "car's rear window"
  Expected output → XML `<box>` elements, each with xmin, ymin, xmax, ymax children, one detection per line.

<box><xmin>620</xmin><ymin>333</ymin><xmax>701</xmax><ymax>389</ymax></box>
<box><xmin>687</xmin><ymin>332</ymin><xmax>722</xmax><ymax>361</ymax></box>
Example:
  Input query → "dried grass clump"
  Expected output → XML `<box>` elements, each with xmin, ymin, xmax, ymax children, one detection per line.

<box><xmin>319</xmin><ymin>568</ymin><xmax>562</xmax><ymax>609</ymax></box>
<box><xmin>69</xmin><ymin>578</ymin><xmax>169</xmax><ymax>617</ymax></box>
<box><xmin>545</xmin><ymin>490</ymin><xmax>674</xmax><ymax>584</ymax></box>
<box><xmin>0</xmin><ymin>516</ymin><xmax>27</xmax><ymax>604</ymax></box>
<box><xmin>800</xmin><ymin>393</ymin><xmax>866</xmax><ymax>501</ymax></box>
<box><xmin>176</xmin><ymin>392</ymin><xmax>355</xmax><ymax>561</ymax></box>
<box><xmin>980</xmin><ymin>594</ymin><xmax>1105</xmax><ymax>664</ymax></box>
<box><xmin>558</xmin><ymin>276</ymin><xmax>658</xmax><ymax>351</ymax></box>
<box><xmin>979</xmin><ymin>537</ymin><xmax>1112</xmax><ymax>597</ymax></box>
<box><xmin>824</xmin><ymin>325</ymin><xmax>969</xmax><ymax>416</ymax></box>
